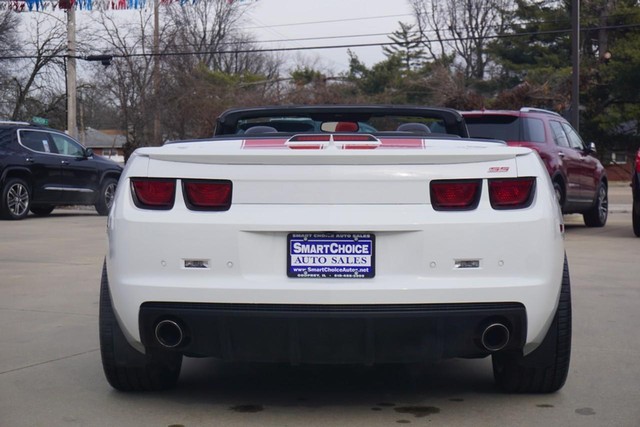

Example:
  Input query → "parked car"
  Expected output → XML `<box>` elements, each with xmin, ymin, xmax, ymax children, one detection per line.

<box><xmin>633</xmin><ymin>148</ymin><xmax>640</xmax><ymax>237</ymax></box>
<box><xmin>0</xmin><ymin>121</ymin><xmax>122</xmax><ymax>220</ymax></box>
<box><xmin>101</xmin><ymin>105</ymin><xmax>570</xmax><ymax>393</ymax></box>
<box><xmin>461</xmin><ymin>108</ymin><xmax>608</xmax><ymax>227</ymax></box>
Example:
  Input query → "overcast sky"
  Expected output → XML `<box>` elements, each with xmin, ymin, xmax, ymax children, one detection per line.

<box><xmin>18</xmin><ymin>0</ymin><xmax>414</xmax><ymax>76</ymax></box>
<box><xmin>241</xmin><ymin>0</ymin><xmax>415</xmax><ymax>73</ymax></box>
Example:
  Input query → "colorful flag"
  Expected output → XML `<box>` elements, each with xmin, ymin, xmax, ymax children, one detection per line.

<box><xmin>4</xmin><ymin>0</ymin><xmax>257</xmax><ymax>11</ymax></box>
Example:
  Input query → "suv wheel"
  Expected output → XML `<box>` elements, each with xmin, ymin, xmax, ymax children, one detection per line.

<box><xmin>583</xmin><ymin>182</ymin><xmax>608</xmax><ymax>227</ymax></box>
<box><xmin>95</xmin><ymin>178</ymin><xmax>118</xmax><ymax>216</ymax></box>
<box><xmin>1</xmin><ymin>178</ymin><xmax>31</xmax><ymax>220</ymax></box>
<box><xmin>492</xmin><ymin>256</ymin><xmax>571</xmax><ymax>393</ymax></box>
<box><xmin>633</xmin><ymin>199</ymin><xmax>640</xmax><ymax>237</ymax></box>
<box><xmin>99</xmin><ymin>260</ymin><xmax>182</xmax><ymax>391</ymax></box>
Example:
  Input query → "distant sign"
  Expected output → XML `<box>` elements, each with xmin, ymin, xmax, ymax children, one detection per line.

<box><xmin>32</xmin><ymin>116</ymin><xmax>49</xmax><ymax>126</ymax></box>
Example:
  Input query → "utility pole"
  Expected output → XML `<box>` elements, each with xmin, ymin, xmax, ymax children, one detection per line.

<box><xmin>570</xmin><ymin>0</ymin><xmax>580</xmax><ymax>132</ymax></box>
<box><xmin>152</xmin><ymin>0</ymin><xmax>161</xmax><ymax>146</ymax></box>
<box><xmin>66</xmin><ymin>6</ymin><xmax>78</xmax><ymax>138</ymax></box>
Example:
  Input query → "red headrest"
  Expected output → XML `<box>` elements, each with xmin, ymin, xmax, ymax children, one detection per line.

<box><xmin>334</xmin><ymin>122</ymin><xmax>358</xmax><ymax>132</ymax></box>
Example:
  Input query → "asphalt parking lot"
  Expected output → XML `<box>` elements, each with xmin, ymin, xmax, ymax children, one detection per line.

<box><xmin>1</xmin><ymin>183</ymin><xmax>639</xmax><ymax>427</ymax></box>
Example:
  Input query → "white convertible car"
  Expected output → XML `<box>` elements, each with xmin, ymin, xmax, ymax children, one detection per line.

<box><xmin>101</xmin><ymin>105</ymin><xmax>571</xmax><ymax>393</ymax></box>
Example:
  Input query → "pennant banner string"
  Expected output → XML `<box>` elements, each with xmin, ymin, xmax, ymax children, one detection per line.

<box><xmin>0</xmin><ymin>0</ymin><xmax>256</xmax><ymax>12</ymax></box>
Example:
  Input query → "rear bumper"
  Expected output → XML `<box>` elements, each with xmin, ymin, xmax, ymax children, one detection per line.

<box><xmin>139</xmin><ymin>302</ymin><xmax>527</xmax><ymax>364</ymax></box>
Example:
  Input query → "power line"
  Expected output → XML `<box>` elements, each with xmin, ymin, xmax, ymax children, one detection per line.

<box><xmin>1</xmin><ymin>22</ymin><xmax>639</xmax><ymax>61</ymax></box>
<box><xmin>108</xmin><ymin>17</ymin><xmax>640</xmax><ymax>51</ymax></box>
<box><xmin>240</xmin><ymin>13</ymin><xmax>414</xmax><ymax>30</ymax></box>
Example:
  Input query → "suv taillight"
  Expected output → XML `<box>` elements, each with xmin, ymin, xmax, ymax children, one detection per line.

<box><xmin>131</xmin><ymin>178</ymin><xmax>176</xmax><ymax>210</ymax></box>
<box><xmin>430</xmin><ymin>180</ymin><xmax>482</xmax><ymax>211</ymax></box>
<box><xmin>183</xmin><ymin>180</ymin><xmax>232</xmax><ymax>211</ymax></box>
<box><xmin>489</xmin><ymin>178</ymin><xmax>536</xmax><ymax>209</ymax></box>
<box><xmin>635</xmin><ymin>150</ymin><xmax>640</xmax><ymax>173</ymax></box>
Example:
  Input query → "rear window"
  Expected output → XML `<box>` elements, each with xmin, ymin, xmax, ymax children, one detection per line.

<box><xmin>465</xmin><ymin>116</ymin><xmax>546</xmax><ymax>143</ymax></box>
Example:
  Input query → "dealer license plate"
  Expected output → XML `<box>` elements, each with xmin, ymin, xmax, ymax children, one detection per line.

<box><xmin>287</xmin><ymin>233</ymin><xmax>375</xmax><ymax>278</ymax></box>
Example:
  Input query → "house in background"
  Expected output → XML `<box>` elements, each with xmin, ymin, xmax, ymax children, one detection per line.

<box><xmin>79</xmin><ymin>128</ymin><xmax>126</xmax><ymax>164</ymax></box>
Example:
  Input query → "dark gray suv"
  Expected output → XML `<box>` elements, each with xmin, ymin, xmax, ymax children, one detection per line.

<box><xmin>0</xmin><ymin>121</ymin><xmax>122</xmax><ymax>220</ymax></box>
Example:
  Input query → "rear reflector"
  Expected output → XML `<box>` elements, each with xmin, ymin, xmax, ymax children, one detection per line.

<box><xmin>183</xmin><ymin>180</ymin><xmax>232</xmax><ymax>211</ymax></box>
<box><xmin>288</xmin><ymin>145</ymin><xmax>323</xmax><ymax>150</ymax></box>
<box><xmin>430</xmin><ymin>180</ymin><xmax>482</xmax><ymax>211</ymax></box>
<box><xmin>131</xmin><ymin>178</ymin><xmax>175</xmax><ymax>210</ymax></box>
<box><xmin>489</xmin><ymin>178</ymin><xmax>536</xmax><ymax>209</ymax></box>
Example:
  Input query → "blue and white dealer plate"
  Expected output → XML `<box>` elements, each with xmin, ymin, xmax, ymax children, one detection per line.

<box><xmin>287</xmin><ymin>233</ymin><xmax>375</xmax><ymax>278</ymax></box>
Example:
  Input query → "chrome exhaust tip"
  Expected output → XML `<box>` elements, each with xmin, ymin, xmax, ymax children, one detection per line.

<box><xmin>154</xmin><ymin>319</ymin><xmax>184</xmax><ymax>348</ymax></box>
<box><xmin>481</xmin><ymin>323</ymin><xmax>510</xmax><ymax>352</ymax></box>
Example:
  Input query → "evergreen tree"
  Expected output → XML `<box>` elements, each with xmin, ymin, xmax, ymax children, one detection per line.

<box><xmin>488</xmin><ymin>0</ymin><xmax>572</xmax><ymax>94</ymax></box>
<box><xmin>383</xmin><ymin>22</ymin><xmax>426</xmax><ymax>71</ymax></box>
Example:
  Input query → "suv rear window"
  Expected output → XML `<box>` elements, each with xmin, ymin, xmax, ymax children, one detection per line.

<box><xmin>465</xmin><ymin>116</ymin><xmax>546</xmax><ymax>143</ymax></box>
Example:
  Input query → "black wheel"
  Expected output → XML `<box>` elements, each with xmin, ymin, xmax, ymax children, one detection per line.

<box><xmin>492</xmin><ymin>256</ymin><xmax>571</xmax><ymax>393</ymax></box>
<box><xmin>583</xmin><ymin>182</ymin><xmax>608</xmax><ymax>227</ymax></box>
<box><xmin>95</xmin><ymin>178</ymin><xmax>118</xmax><ymax>216</ymax></box>
<box><xmin>100</xmin><ymin>260</ymin><xmax>182</xmax><ymax>391</ymax></box>
<box><xmin>553</xmin><ymin>180</ymin><xmax>565</xmax><ymax>210</ymax></box>
<box><xmin>30</xmin><ymin>205</ymin><xmax>55</xmax><ymax>216</ymax></box>
<box><xmin>633</xmin><ymin>200</ymin><xmax>640</xmax><ymax>237</ymax></box>
<box><xmin>1</xmin><ymin>178</ymin><xmax>31</xmax><ymax>220</ymax></box>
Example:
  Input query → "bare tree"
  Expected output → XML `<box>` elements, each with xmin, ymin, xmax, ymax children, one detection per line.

<box><xmin>0</xmin><ymin>10</ymin><xmax>21</xmax><ymax>70</ymax></box>
<box><xmin>0</xmin><ymin>10</ymin><xmax>22</xmax><ymax>117</ymax></box>
<box><xmin>90</xmin><ymin>10</ymin><xmax>162</xmax><ymax>157</ymax></box>
<box><xmin>410</xmin><ymin>0</ymin><xmax>514</xmax><ymax>79</ymax></box>
<box><xmin>2</xmin><ymin>13</ymin><xmax>67</xmax><ymax>121</ymax></box>
<box><xmin>158</xmin><ymin>1</ymin><xmax>281</xmax><ymax>139</ymax></box>
<box><xmin>163</xmin><ymin>0</ymin><xmax>244</xmax><ymax>71</ymax></box>
<box><xmin>89</xmin><ymin>1</ymin><xmax>275</xmax><ymax>154</ymax></box>
<box><xmin>215</xmin><ymin>33</ymin><xmax>281</xmax><ymax>78</ymax></box>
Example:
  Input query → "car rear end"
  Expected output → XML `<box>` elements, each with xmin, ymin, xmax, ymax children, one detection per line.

<box><xmin>106</xmin><ymin>135</ymin><xmax>564</xmax><ymax>367</ymax></box>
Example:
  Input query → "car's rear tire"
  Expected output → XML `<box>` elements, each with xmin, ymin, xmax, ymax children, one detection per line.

<box><xmin>1</xmin><ymin>178</ymin><xmax>31</xmax><ymax>220</ymax></box>
<box><xmin>633</xmin><ymin>199</ymin><xmax>640</xmax><ymax>237</ymax></box>
<box><xmin>492</xmin><ymin>256</ymin><xmax>571</xmax><ymax>393</ymax></box>
<box><xmin>99</xmin><ymin>260</ymin><xmax>182</xmax><ymax>391</ymax></box>
<box><xmin>95</xmin><ymin>178</ymin><xmax>118</xmax><ymax>216</ymax></box>
<box><xmin>583</xmin><ymin>182</ymin><xmax>608</xmax><ymax>227</ymax></box>
<box><xmin>30</xmin><ymin>205</ymin><xmax>55</xmax><ymax>216</ymax></box>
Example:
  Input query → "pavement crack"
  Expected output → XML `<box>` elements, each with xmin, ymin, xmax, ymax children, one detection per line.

<box><xmin>0</xmin><ymin>307</ymin><xmax>97</xmax><ymax>317</ymax></box>
<box><xmin>0</xmin><ymin>348</ymin><xmax>99</xmax><ymax>375</ymax></box>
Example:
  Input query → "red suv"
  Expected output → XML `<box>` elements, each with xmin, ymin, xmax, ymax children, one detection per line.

<box><xmin>461</xmin><ymin>108</ymin><xmax>608</xmax><ymax>227</ymax></box>
<box><xmin>633</xmin><ymin>148</ymin><xmax>640</xmax><ymax>236</ymax></box>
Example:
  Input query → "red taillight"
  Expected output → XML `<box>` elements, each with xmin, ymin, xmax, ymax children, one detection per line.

<box><xmin>334</xmin><ymin>134</ymin><xmax>380</xmax><ymax>150</ymax></box>
<box><xmin>131</xmin><ymin>178</ymin><xmax>175</xmax><ymax>210</ymax></box>
<box><xmin>489</xmin><ymin>178</ymin><xmax>536</xmax><ymax>209</ymax></box>
<box><xmin>286</xmin><ymin>134</ymin><xmax>328</xmax><ymax>150</ymax></box>
<box><xmin>635</xmin><ymin>150</ymin><xmax>640</xmax><ymax>173</ymax></box>
<box><xmin>289</xmin><ymin>135</ymin><xmax>331</xmax><ymax>142</ymax></box>
<box><xmin>430</xmin><ymin>180</ymin><xmax>482</xmax><ymax>211</ymax></box>
<box><xmin>183</xmin><ymin>180</ymin><xmax>232</xmax><ymax>211</ymax></box>
<box><xmin>333</xmin><ymin>135</ymin><xmax>375</xmax><ymax>142</ymax></box>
